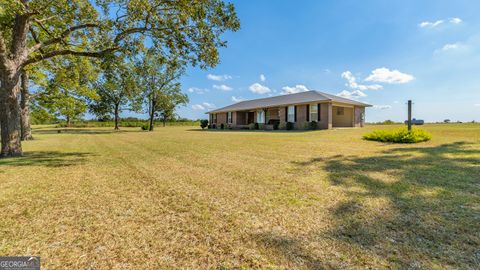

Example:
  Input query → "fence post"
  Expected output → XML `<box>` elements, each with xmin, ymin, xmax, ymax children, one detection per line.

<box><xmin>407</xmin><ymin>100</ymin><xmax>412</xmax><ymax>132</ymax></box>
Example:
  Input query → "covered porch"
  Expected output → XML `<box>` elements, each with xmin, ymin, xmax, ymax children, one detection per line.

<box><xmin>233</xmin><ymin>107</ymin><xmax>281</xmax><ymax>128</ymax></box>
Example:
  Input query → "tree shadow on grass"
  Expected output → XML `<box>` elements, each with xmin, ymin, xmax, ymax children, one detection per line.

<box><xmin>33</xmin><ymin>129</ymin><xmax>134</xmax><ymax>135</ymax></box>
<box><xmin>0</xmin><ymin>151</ymin><xmax>95</xmax><ymax>167</ymax></box>
<box><xmin>252</xmin><ymin>232</ymin><xmax>335</xmax><ymax>269</ymax></box>
<box><xmin>255</xmin><ymin>142</ymin><xmax>480</xmax><ymax>268</ymax></box>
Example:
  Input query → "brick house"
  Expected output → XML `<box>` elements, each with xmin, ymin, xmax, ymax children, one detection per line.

<box><xmin>207</xmin><ymin>91</ymin><xmax>371</xmax><ymax>129</ymax></box>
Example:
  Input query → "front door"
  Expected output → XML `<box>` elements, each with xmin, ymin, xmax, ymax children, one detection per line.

<box><xmin>247</xmin><ymin>112</ymin><xmax>254</xmax><ymax>124</ymax></box>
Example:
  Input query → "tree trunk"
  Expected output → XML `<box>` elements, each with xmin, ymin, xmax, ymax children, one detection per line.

<box><xmin>149</xmin><ymin>97</ymin><xmax>155</xmax><ymax>131</ymax></box>
<box><xmin>0</xmin><ymin>81</ymin><xmax>23</xmax><ymax>157</ymax></box>
<box><xmin>0</xmin><ymin>12</ymin><xmax>31</xmax><ymax>156</ymax></box>
<box><xmin>114</xmin><ymin>103</ymin><xmax>120</xmax><ymax>130</ymax></box>
<box><xmin>20</xmin><ymin>70</ymin><xmax>33</xmax><ymax>140</ymax></box>
<box><xmin>66</xmin><ymin>115</ymin><xmax>71</xmax><ymax>127</ymax></box>
<box><xmin>162</xmin><ymin>118</ymin><xmax>166</xmax><ymax>127</ymax></box>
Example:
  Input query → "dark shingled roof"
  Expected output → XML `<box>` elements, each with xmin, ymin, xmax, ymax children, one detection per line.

<box><xmin>207</xmin><ymin>90</ymin><xmax>371</xmax><ymax>113</ymax></box>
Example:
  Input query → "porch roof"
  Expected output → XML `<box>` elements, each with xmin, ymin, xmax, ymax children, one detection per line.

<box><xmin>207</xmin><ymin>90</ymin><xmax>371</xmax><ymax>114</ymax></box>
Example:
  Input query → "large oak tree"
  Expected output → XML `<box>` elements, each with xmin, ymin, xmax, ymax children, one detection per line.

<box><xmin>0</xmin><ymin>0</ymin><xmax>239</xmax><ymax>157</ymax></box>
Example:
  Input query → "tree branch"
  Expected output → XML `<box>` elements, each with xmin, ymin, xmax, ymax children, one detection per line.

<box><xmin>29</xmin><ymin>23</ymin><xmax>100</xmax><ymax>54</ymax></box>
<box><xmin>33</xmin><ymin>19</ymin><xmax>55</xmax><ymax>39</ymax></box>
<box><xmin>29</xmin><ymin>26</ymin><xmax>45</xmax><ymax>54</ymax></box>
<box><xmin>114</xmin><ymin>27</ymin><xmax>150</xmax><ymax>44</ymax></box>
<box><xmin>22</xmin><ymin>47</ymin><xmax>117</xmax><ymax>67</ymax></box>
<box><xmin>34</xmin><ymin>15</ymin><xmax>56</xmax><ymax>23</ymax></box>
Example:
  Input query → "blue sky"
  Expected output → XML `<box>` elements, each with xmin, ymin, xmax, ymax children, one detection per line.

<box><xmin>175</xmin><ymin>0</ymin><xmax>480</xmax><ymax>122</ymax></box>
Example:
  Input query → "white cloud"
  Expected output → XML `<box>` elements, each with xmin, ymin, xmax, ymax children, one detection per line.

<box><xmin>207</xmin><ymin>74</ymin><xmax>232</xmax><ymax>81</ymax></box>
<box><xmin>373</xmin><ymin>105</ymin><xmax>392</xmax><ymax>110</ymax></box>
<box><xmin>192</xmin><ymin>104</ymin><xmax>205</xmax><ymax>110</ymax></box>
<box><xmin>435</xmin><ymin>42</ymin><xmax>467</xmax><ymax>54</ymax></box>
<box><xmin>249</xmin><ymin>83</ymin><xmax>271</xmax><ymax>94</ymax></box>
<box><xmin>281</xmin><ymin>84</ymin><xmax>310</xmax><ymax>95</ymax></box>
<box><xmin>419</xmin><ymin>20</ymin><xmax>444</xmax><ymax>28</ymax></box>
<box><xmin>231</xmin><ymin>96</ymin><xmax>245</xmax><ymax>103</ymax></box>
<box><xmin>260</xmin><ymin>74</ymin><xmax>266</xmax><ymax>82</ymax></box>
<box><xmin>202</xmin><ymin>102</ymin><xmax>216</xmax><ymax>109</ymax></box>
<box><xmin>191</xmin><ymin>102</ymin><xmax>216</xmax><ymax>111</ymax></box>
<box><xmin>474</xmin><ymin>104</ymin><xmax>480</xmax><ymax>107</ymax></box>
<box><xmin>419</xmin><ymin>17</ymin><xmax>462</xmax><ymax>28</ymax></box>
<box><xmin>450</xmin><ymin>17</ymin><xmax>462</xmax><ymax>24</ymax></box>
<box><xmin>365</xmin><ymin>67</ymin><xmax>414</xmax><ymax>84</ymax></box>
<box><xmin>341</xmin><ymin>71</ymin><xmax>383</xmax><ymax>90</ymax></box>
<box><xmin>187</xmin><ymin>87</ymin><xmax>208</xmax><ymax>94</ymax></box>
<box><xmin>393</xmin><ymin>100</ymin><xmax>400</xmax><ymax>104</ymax></box>
<box><xmin>337</xmin><ymin>90</ymin><xmax>367</xmax><ymax>99</ymax></box>
<box><xmin>442</xmin><ymin>43</ymin><xmax>460</xmax><ymax>51</ymax></box>
<box><xmin>213</xmin><ymin>84</ymin><xmax>233</xmax><ymax>91</ymax></box>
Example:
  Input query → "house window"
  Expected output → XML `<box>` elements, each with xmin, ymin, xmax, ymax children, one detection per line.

<box><xmin>287</xmin><ymin>105</ymin><xmax>295</xmax><ymax>122</ymax></box>
<box><xmin>256</xmin><ymin>110</ymin><xmax>265</xmax><ymax>123</ymax></box>
<box><xmin>310</xmin><ymin>104</ymin><xmax>318</xmax><ymax>122</ymax></box>
<box><xmin>227</xmin><ymin>112</ymin><xmax>232</xmax><ymax>123</ymax></box>
<box><xmin>337</xmin><ymin>107</ymin><xmax>344</xmax><ymax>116</ymax></box>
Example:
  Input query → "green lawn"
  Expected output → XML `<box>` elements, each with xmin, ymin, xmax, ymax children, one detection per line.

<box><xmin>1</xmin><ymin>124</ymin><xmax>479</xmax><ymax>269</ymax></box>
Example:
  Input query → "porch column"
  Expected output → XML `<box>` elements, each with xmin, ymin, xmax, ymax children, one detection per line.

<box><xmin>328</xmin><ymin>103</ymin><xmax>333</xmax><ymax>129</ymax></box>
<box><xmin>352</xmin><ymin>106</ymin><xmax>356</xmax><ymax>127</ymax></box>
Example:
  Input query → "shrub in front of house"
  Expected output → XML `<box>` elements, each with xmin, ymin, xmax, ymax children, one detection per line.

<box><xmin>254</xmin><ymin>123</ymin><xmax>259</xmax><ymax>130</ymax></box>
<box><xmin>279</xmin><ymin>123</ymin><xmax>286</xmax><ymax>130</ymax></box>
<box><xmin>286</xmin><ymin>122</ymin><xmax>294</xmax><ymax>130</ymax></box>
<box><xmin>212</xmin><ymin>124</ymin><xmax>217</xmax><ymax>129</ymax></box>
<box><xmin>273</xmin><ymin>122</ymin><xmax>279</xmax><ymax>130</ymax></box>
<box><xmin>200</xmin><ymin>119</ymin><xmax>209</xmax><ymax>129</ymax></box>
<box><xmin>363</xmin><ymin>128</ymin><xmax>432</xmax><ymax>143</ymax></box>
<box><xmin>309</xmin><ymin>121</ymin><xmax>317</xmax><ymax>130</ymax></box>
<box><xmin>248</xmin><ymin>123</ymin><xmax>255</xmax><ymax>130</ymax></box>
<box><xmin>220</xmin><ymin>123</ymin><xmax>225</xmax><ymax>130</ymax></box>
<box><xmin>207</xmin><ymin>124</ymin><xmax>212</xmax><ymax>129</ymax></box>
<box><xmin>302</xmin><ymin>121</ymin><xmax>310</xmax><ymax>130</ymax></box>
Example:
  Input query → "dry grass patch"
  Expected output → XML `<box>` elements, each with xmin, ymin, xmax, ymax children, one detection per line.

<box><xmin>0</xmin><ymin>124</ymin><xmax>479</xmax><ymax>269</ymax></box>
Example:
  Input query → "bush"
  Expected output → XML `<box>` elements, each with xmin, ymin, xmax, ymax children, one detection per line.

<box><xmin>207</xmin><ymin>124</ymin><xmax>212</xmax><ymax>129</ymax></box>
<box><xmin>254</xmin><ymin>123</ymin><xmax>259</xmax><ymax>130</ymax></box>
<box><xmin>212</xmin><ymin>124</ymin><xmax>217</xmax><ymax>129</ymax></box>
<box><xmin>273</xmin><ymin>122</ymin><xmax>279</xmax><ymax>130</ymax></box>
<box><xmin>382</xmin><ymin>120</ymin><xmax>396</xmax><ymax>125</ymax></box>
<box><xmin>248</xmin><ymin>123</ymin><xmax>255</xmax><ymax>130</ymax></box>
<box><xmin>200</xmin><ymin>119</ymin><xmax>209</xmax><ymax>129</ymax></box>
<box><xmin>286</xmin><ymin>122</ymin><xmax>294</xmax><ymax>130</ymax></box>
<box><xmin>309</xmin><ymin>121</ymin><xmax>317</xmax><ymax>130</ymax></box>
<box><xmin>279</xmin><ymin>123</ymin><xmax>286</xmax><ymax>130</ymax></box>
<box><xmin>220</xmin><ymin>123</ymin><xmax>225</xmax><ymax>130</ymax></box>
<box><xmin>363</xmin><ymin>128</ymin><xmax>432</xmax><ymax>143</ymax></box>
<box><xmin>141</xmin><ymin>123</ymin><xmax>150</xmax><ymax>131</ymax></box>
